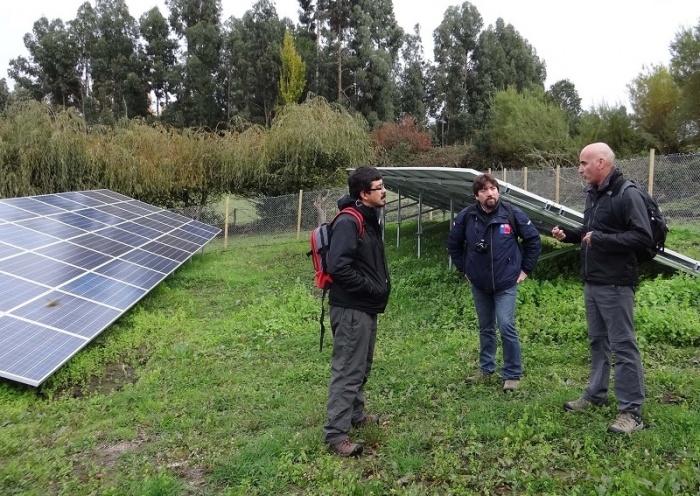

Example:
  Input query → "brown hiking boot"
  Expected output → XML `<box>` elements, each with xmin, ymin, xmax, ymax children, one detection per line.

<box><xmin>352</xmin><ymin>414</ymin><xmax>380</xmax><ymax>428</ymax></box>
<box><xmin>329</xmin><ymin>438</ymin><xmax>363</xmax><ymax>457</ymax></box>
<box><xmin>465</xmin><ymin>370</ymin><xmax>494</xmax><ymax>385</ymax></box>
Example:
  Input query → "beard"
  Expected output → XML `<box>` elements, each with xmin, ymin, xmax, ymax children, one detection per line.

<box><xmin>484</xmin><ymin>197</ymin><xmax>498</xmax><ymax>209</ymax></box>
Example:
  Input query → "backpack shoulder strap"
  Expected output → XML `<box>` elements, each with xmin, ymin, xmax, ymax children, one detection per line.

<box><xmin>335</xmin><ymin>207</ymin><xmax>365</xmax><ymax>237</ymax></box>
<box><xmin>611</xmin><ymin>179</ymin><xmax>641</xmax><ymax>226</ymax></box>
<box><xmin>618</xmin><ymin>179</ymin><xmax>635</xmax><ymax>195</ymax></box>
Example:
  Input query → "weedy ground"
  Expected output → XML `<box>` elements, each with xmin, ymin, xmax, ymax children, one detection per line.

<box><xmin>1</xmin><ymin>222</ymin><xmax>699</xmax><ymax>495</ymax></box>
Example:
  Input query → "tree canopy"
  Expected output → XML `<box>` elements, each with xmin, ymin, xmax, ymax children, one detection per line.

<box><xmin>2</xmin><ymin>0</ymin><xmax>699</xmax><ymax>193</ymax></box>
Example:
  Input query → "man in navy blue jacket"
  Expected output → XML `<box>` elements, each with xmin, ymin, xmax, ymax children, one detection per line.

<box><xmin>448</xmin><ymin>173</ymin><xmax>541</xmax><ymax>392</ymax></box>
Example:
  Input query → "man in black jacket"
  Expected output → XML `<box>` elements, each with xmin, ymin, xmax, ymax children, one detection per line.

<box><xmin>447</xmin><ymin>173</ymin><xmax>541</xmax><ymax>392</ymax></box>
<box><xmin>552</xmin><ymin>142</ymin><xmax>651</xmax><ymax>434</ymax></box>
<box><xmin>324</xmin><ymin>166</ymin><xmax>391</xmax><ymax>457</ymax></box>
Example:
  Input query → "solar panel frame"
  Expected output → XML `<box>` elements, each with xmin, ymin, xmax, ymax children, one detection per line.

<box><xmin>0</xmin><ymin>189</ymin><xmax>220</xmax><ymax>386</ymax></box>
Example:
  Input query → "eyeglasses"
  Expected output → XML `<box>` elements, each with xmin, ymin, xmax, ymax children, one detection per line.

<box><xmin>369</xmin><ymin>184</ymin><xmax>386</xmax><ymax>191</ymax></box>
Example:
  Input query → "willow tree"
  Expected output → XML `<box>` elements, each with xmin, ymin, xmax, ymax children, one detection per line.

<box><xmin>256</xmin><ymin>97</ymin><xmax>373</xmax><ymax>224</ymax></box>
<box><xmin>0</xmin><ymin>101</ymin><xmax>93</xmax><ymax>198</ymax></box>
<box><xmin>279</xmin><ymin>30</ymin><xmax>306</xmax><ymax>105</ymax></box>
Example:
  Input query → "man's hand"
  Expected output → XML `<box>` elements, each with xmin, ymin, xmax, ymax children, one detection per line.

<box><xmin>551</xmin><ymin>226</ymin><xmax>566</xmax><ymax>241</ymax></box>
<box><xmin>582</xmin><ymin>231</ymin><xmax>592</xmax><ymax>246</ymax></box>
<box><xmin>517</xmin><ymin>271</ymin><xmax>528</xmax><ymax>284</ymax></box>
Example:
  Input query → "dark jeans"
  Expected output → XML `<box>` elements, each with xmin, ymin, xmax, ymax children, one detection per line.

<box><xmin>323</xmin><ymin>306</ymin><xmax>377</xmax><ymax>445</ymax></box>
<box><xmin>583</xmin><ymin>283</ymin><xmax>645</xmax><ymax>414</ymax></box>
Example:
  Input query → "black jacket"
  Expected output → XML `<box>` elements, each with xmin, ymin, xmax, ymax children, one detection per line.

<box><xmin>327</xmin><ymin>196</ymin><xmax>391</xmax><ymax>313</ymax></box>
<box><xmin>561</xmin><ymin>168</ymin><xmax>652</xmax><ymax>286</ymax></box>
<box><xmin>447</xmin><ymin>200</ymin><xmax>541</xmax><ymax>292</ymax></box>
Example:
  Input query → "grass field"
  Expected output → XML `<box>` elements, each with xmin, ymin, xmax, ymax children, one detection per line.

<box><xmin>0</xmin><ymin>223</ymin><xmax>699</xmax><ymax>495</ymax></box>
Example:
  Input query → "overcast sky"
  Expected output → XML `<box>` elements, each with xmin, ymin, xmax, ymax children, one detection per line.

<box><xmin>2</xmin><ymin>0</ymin><xmax>700</xmax><ymax>110</ymax></box>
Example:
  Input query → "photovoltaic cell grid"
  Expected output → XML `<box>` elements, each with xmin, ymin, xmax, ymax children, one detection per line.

<box><xmin>0</xmin><ymin>190</ymin><xmax>220</xmax><ymax>386</ymax></box>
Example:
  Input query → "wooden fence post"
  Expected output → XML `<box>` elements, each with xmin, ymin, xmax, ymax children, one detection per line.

<box><xmin>503</xmin><ymin>168</ymin><xmax>507</xmax><ymax>182</ymax></box>
<box><xmin>224</xmin><ymin>194</ymin><xmax>230</xmax><ymax>248</ymax></box>
<box><xmin>648</xmin><ymin>148</ymin><xmax>655</xmax><ymax>196</ymax></box>
<box><xmin>523</xmin><ymin>167</ymin><xmax>528</xmax><ymax>191</ymax></box>
<box><xmin>296</xmin><ymin>189</ymin><xmax>303</xmax><ymax>239</ymax></box>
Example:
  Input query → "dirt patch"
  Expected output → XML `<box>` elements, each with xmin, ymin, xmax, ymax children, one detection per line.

<box><xmin>50</xmin><ymin>345</ymin><xmax>151</xmax><ymax>399</ymax></box>
<box><xmin>70</xmin><ymin>361</ymin><xmax>141</xmax><ymax>399</ymax></box>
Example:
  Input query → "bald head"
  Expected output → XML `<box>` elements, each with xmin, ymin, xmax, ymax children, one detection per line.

<box><xmin>578</xmin><ymin>142</ymin><xmax>616</xmax><ymax>186</ymax></box>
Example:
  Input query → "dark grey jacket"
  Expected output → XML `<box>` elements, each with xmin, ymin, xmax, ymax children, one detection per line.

<box><xmin>561</xmin><ymin>168</ymin><xmax>652</xmax><ymax>286</ymax></box>
<box><xmin>327</xmin><ymin>195</ymin><xmax>390</xmax><ymax>313</ymax></box>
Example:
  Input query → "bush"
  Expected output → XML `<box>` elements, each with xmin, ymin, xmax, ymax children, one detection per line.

<box><xmin>372</xmin><ymin>115</ymin><xmax>432</xmax><ymax>164</ymax></box>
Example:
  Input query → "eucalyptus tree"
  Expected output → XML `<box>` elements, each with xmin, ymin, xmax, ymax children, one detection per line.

<box><xmin>628</xmin><ymin>65</ymin><xmax>683</xmax><ymax>153</ymax></box>
<box><xmin>69</xmin><ymin>2</ymin><xmax>98</xmax><ymax>116</ymax></box>
<box><xmin>344</xmin><ymin>0</ymin><xmax>403</xmax><ymax>127</ymax></box>
<box><xmin>469</xmin><ymin>18</ymin><xmax>546</xmax><ymax>132</ymax></box>
<box><xmin>546</xmin><ymin>79</ymin><xmax>582</xmax><ymax>136</ymax></box>
<box><xmin>91</xmin><ymin>0</ymin><xmax>149</xmax><ymax>120</ymax></box>
<box><xmin>396</xmin><ymin>24</ymin><xmax>429</xmax><ymax>127</ymax></box>
<box><xmin>222</xmin><ymin>0</ymin><xmax>286</xmax><ymax>127</ymax></box>
<box><xmin>140</xmin><ymin>7</ymin><xmax>178</xmax><ymax>117</ymax></box>
<box><xmin>279</xmin><ymin>30</ymin><xmax>307</xmax><ymax>105</ymax></box>
<box><xmin>670</xmin><ymin>20</ymin><xmax>700</xmax><ymax>145</ymax></box>
<box><xmin>165</xmin><ymin>0</ymin><xmax>224</xmax><ymax>129</ymax></box>
<box><xmin>296</xmin><ymin>0</ymin><xmax>325</xmax><ymax>97</ymax></box>
<box><xmin>8</xmin><ymin>17</ymin><xmax>82</xmax><ymax>107</ymax></box>
<box><xmin>432</xmin><ymin>2</ymin><xmax>483</xmax><ymax>145</ymax></box>
<box><xmin>314</xmin><ymin>0</ymin><xmax>359</xmax><ymax>102</ymax></box>
<box><xmin>296</xmin><ymin>0</ymin><xmax>402</xmax><ymax>126</ymax></box>
<box><xmin>0</xmin><ymin>79</ymin><xmax>9</xmax><ymax>112</ymax></box>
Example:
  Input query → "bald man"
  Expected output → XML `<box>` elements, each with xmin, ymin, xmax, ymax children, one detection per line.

<box><xmin>551</xmin><ymin>142</ymin><xmax>652</xmax><ymax>434</ymax></box>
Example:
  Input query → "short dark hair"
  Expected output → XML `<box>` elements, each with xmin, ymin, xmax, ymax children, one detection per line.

<box><xmin>349</xmin><ymin>166</ymin><xmax>383</xmax><ymax>199</ymax></box>
<box><xmin>472</xmin><ymin>173</ymin><xmax>499</xmax><ymax>196</ymax></box>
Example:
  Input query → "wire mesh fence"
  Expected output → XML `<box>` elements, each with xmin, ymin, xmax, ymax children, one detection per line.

<box><xmin>181</xmin><ymin>151</ymin><xmax>700</xmax><ymax>245</ymax></box>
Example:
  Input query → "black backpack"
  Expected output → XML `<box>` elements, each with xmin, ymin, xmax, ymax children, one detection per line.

<box><xmin>617</xmin><ymin>180</ymin><xmax>669</xmax><ymax>263</ymax></box>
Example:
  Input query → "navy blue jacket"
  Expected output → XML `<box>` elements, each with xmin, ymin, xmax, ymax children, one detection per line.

<box><xmin>447</xmin><ymin>201</ymin><xmax>542</xmax><ymax>292</ymax></box>
<box><xmin>327</xmin><ymin>195</ymin><xmax>391</xmax><ymax>314</ymax></box>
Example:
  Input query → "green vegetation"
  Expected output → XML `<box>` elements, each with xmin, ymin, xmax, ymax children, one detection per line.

<box><xmin>0</xmin><ymin>98</ymin><xmax>371</xmax><ymax>203</ymax></box>
<box><xmin>1</xmin><ymin>223</ymin><xmax>699</xmax><ymax>495</ymax></box>
<box><xmin>7</xmin><ymin>0</ymin><xmax>700</xmax><ymax>174</ymax></box>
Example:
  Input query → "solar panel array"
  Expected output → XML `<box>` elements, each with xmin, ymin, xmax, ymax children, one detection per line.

<box><xmin>376</xmin><ymin>166</ymin><xmax>700</xmax><ymax>275</ymax></box>
<box><xmin>0</xmin><ymin>190</ymin><xmax>220</xmax><ymax>386</ymax></box>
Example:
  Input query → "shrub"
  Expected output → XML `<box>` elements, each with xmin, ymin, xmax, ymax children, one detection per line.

<box><xmin>372</xmin><ymin>115</ymin><xmax>433</xmax><ymax>159</ymax></box>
